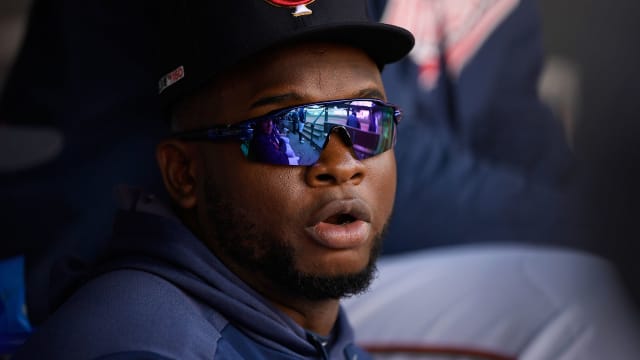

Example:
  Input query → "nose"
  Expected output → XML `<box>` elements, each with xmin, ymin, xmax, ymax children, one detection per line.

<box><xmin>305</xmin><ymin>128</ymin><xmax>366</xmax><ymax>187</ymax></box>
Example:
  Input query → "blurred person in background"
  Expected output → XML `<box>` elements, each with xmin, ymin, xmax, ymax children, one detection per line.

<box><xmin>341</xmin><ymin>0</ymin><xmax>640</xmax><ymax>359</ymax></box>
<box><xmin>368</xmin><ymin>0</ymin><xmax>585</xmax><ymax>254</ymax></box>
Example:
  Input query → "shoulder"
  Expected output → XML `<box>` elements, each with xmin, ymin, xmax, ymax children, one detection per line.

<box><xmin>14</xmin><ymin>270</ymin><xmax>222</xmax><ymax>360</ymax></box>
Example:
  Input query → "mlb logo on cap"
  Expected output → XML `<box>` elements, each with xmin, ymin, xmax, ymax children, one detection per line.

<box><xmin>158</xmin><ymin>66</ymin><xmax>185</xmax><ymax>94</ymax></box>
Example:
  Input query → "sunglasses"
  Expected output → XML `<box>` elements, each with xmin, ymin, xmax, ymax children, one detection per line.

<box><xmin>173</xmin><ymin>98</ymin><xmax>402</xmax><ymax>166</ymax></box>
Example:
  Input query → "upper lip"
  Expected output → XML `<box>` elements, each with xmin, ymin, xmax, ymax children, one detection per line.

<box><xmin>307</xmin><ymin>197</ymin><xmax>372</xmax><ymax>227</ymax></box>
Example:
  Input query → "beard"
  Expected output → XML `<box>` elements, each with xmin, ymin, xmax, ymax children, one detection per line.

<box><xmin>203</xmin><ymin>177</ymin><xmax>384</xmax><ymax>300</ymax></box>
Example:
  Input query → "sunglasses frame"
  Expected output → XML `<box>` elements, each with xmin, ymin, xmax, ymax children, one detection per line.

<box><xmin>172</xmin><ymin>98</ymin><xmax>402</xmax><ymax>165</ymax></box>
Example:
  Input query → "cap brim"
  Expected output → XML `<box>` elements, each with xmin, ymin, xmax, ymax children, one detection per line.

<box><xmin>284</xmin><ymin>22</ymin><xmax>415</xmax><ymax>67</ymax></box>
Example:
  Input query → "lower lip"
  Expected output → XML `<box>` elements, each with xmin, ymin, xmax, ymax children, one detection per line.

<box><xmin>306</xmin><ymin>220</ymin><xmax>371</xmax><ymax>249</ymax></box>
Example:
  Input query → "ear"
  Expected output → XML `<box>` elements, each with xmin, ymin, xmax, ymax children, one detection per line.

<box><xmin>156</xmin><ymin>140</ymin><xmax>200</xmax><ymax>209</ymax></box>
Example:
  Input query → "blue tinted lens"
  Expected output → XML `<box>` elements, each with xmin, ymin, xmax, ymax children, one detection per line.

<box><xmin>173</xmin><ymin>99</ymin><xmax>400</xmax><ymax>166</ymax></box>
<box><xmin>244</xmin><ymin>99</ymin><xmax>398</xmax><ymax>166</ymax></box>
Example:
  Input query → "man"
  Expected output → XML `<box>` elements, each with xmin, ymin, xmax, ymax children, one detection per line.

<box><xmin>13</xmin><ymin>0</ymin><xmax>413</xmax><ymax>359</ymax></box>
<box><xmin>249</xmin><ymin>118</ymin><xmax>290</xmax><ymax>165</ymax></box>
<box><xmin>297</xmin><ymin>107</ymin><xmax>306</xmax><ymax>143</ymax></box>
<box><xmin>367</xmin><ymin>0</ymin><xmax>584</xmax><ymax>253</ymax></box>
<box><xmin>346</xmin><ymin>109</ymin><xmax>361</xmax><ymax>129</ymax></box>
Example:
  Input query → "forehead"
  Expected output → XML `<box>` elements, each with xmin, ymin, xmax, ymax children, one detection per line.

<box><xmin>177</xmin><ymin>42</ymin><xmax>385</xmax><ymax>128</ymax></box>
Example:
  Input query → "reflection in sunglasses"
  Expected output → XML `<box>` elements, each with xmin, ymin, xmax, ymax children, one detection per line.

<box><xmin>173</xmin><ymin>98</ymin><xmax>401</xmax><ymax>166</ymax></box>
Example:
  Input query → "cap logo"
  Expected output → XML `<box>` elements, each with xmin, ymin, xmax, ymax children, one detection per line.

<box><xmin>158</xmin><ymin>65</ymin><xmax>185</xmax><ymax>94</ymax></box>
<box><xmin>264</xmin><ymin>0</ymin><xmax>315</xmax><ymax>17</ymax></box>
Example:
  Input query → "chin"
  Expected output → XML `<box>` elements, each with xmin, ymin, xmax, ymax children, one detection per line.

<box><xmin>298</xmin><ymin>247</ymin><xmax>372</xmax><ymax>275</ymax></box>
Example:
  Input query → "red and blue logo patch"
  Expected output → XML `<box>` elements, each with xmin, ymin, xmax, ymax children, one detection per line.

<box><xmin>158</xmin><ymin>65</ymin><xmax>185</xmax><ymax>94</ymax></box>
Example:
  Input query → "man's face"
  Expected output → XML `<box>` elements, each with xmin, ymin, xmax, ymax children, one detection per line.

<box><xmin>183</xmin><ymin>42</ymin><xmax>396</xmax><ymax>300</ymax></box>
<box><xmin>259</xmin><ymin>119</ymin><xmax>273</xmax><ymax>134</ymax></box>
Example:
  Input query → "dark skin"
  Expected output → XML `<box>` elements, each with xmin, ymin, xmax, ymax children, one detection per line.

<box><xmin>156</xmin><ymin>42</ymin><xmax>396</xmax><ymax>335</ymax></box>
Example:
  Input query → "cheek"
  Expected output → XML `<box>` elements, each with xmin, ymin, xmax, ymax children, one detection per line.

<box><xmin>205</xmin><ymin>150</ymin><xmax>304</xmax><ymax>223</ymax></box>
<box><xmin>245</xmin><ymin>170</ymin><xmax>303</xmax><ymax>218</ymax></box>
<box><xmin>364</xmin><ymin>151</ymin><xmax>397</xmax><ymax>226</ymax></box>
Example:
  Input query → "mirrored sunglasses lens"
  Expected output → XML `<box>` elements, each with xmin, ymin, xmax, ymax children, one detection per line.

<box><xmin>245</xmin><ymin>101</ymin><xmax>395</xmax><ymax>165</ymax></box>
<box><xmin>245</xmin><ymin>113</ymin><xmax>322</xmax><ymax>166</ymax></box>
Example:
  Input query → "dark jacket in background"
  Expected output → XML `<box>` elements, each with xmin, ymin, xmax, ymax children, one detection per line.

<box><xmin>368</xmin><ymin>0</ymin><xmax>585</xmax><ymax>254</ymax></box>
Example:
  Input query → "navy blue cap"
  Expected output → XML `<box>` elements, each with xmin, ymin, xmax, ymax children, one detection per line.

<box><xmin>154</xmin><ymin>0</ymin><xmax>414</xmax><ymax>106</ymax></box>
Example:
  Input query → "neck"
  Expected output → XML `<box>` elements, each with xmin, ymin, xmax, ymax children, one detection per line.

<box><xmin>218</xmin><ymin>253</ymin><xmax>341</xmax><ymax>336</ymax></box>
<box><xmin>192</xmin><ymin>219</ymin><xmax>342</xmax><ymax>336</ymax></box>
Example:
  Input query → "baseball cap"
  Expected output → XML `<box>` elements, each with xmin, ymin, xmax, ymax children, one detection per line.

<box><xmin>154</xmin><ymin>0</ymin><xmax>414</xmax><ymax>107</ymax></box>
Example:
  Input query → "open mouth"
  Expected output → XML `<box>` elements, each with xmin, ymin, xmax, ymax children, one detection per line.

<box><xmin>306</xmin><ymin>199</ymin><xmax>372</xmax><ymax>249</ymax></box>
<box><xmin>325</xmin><ymin>213</ymin><xmax>357</xmax><ymax>225</ymax></box>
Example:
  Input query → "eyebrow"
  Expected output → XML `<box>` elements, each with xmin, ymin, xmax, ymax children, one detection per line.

<box><xmin>354</xmin><ymin>88</ymin><xmax>386</xmax><ymax>100</ymax></box>
<box><xmin>249</xmin><ymin>93</ymin><xmax>304</xmax><ymax>110</ymax></box>
<box><xmin>249</xmin><ymin>87</ymin><xmax>386</xmax><ymax>110</ymax></box>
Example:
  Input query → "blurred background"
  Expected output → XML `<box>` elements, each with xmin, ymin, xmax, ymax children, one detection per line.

<box><xmin>538</xmin><ymin>0</ymin><xmax>640</xmax><ymax>306</ymax></box>
<box><xmin>1</xmin><ymin>0</ymin><xmax>639</xmax><ymax>357</ymax></box>
<box><xmin>1</xmin><ymin>0</ymin><xmax>638</xmax><ymax>310</ymax></box>
<box><xmin>0</xmin><ymin>1</ymin><xmax>28</xmax><ymax>98</ymax></box>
